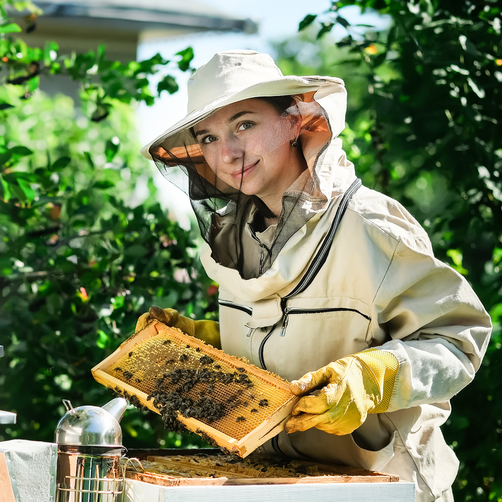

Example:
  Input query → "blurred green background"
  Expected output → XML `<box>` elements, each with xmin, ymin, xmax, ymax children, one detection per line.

<box><xmin>1</xmin><ymin>0</ymin><xmax>501</xmax><ymax>500</ymax></box>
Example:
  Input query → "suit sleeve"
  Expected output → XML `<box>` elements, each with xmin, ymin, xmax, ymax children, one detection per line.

<box><xmin>372</xmin><ymin>238</ymin><xmax>492</xmax><ymax>412</ymax></box>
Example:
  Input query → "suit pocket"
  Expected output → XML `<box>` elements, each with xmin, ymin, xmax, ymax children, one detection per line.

<box><xmin>265</xmin><ymin>305</ymin><xmax>372</xmax><ymax>381</ymax></box>
<box><xmin>349</xmin><ymin>429</ymin><xmax>397</xmax><ymax>472</ymax></box>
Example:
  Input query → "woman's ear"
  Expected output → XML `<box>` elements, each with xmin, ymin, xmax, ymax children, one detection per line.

<box><xmin>287</xmin><ymin>103</ymin><xmax>302</xmax><ymax>138</ymax></box>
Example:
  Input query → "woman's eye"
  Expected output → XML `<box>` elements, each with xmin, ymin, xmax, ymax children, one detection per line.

<box><xmin>238</xmin><ymin>121</ymin><xmax>254</xmax><ymax>131</ymax></box>
<box><xmin>201</xmin><ymin>135</ymin><xmax>216</xmax><ymax>145</ymax></box>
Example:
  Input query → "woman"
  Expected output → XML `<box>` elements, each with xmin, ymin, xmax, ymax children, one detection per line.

<box><xmin>136</xmin><ymin>50</ymin><xmax>491</xmax><ymax>501</ymax></box>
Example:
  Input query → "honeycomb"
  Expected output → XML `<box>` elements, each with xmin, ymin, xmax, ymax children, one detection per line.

<box><xmin>130</xmin><ymin>453</ymin><xmax>324</xmax><ymax>479</ymax></box>
<box><xmin>99</xmin><ymin>325</ymin><xmax>294</xmax><ymax>442</ymax></box>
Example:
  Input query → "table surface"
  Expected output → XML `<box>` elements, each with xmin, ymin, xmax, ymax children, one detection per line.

<box><xmin>123</xmin><ymin>478</ymin><xmax>416</xmax><ymax>502</ymax></box>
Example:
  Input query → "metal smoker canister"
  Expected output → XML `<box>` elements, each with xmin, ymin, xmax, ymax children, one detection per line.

<box><xmin>55</xmin><ymin>397</ymin><xmax>127</xmax><ymax>502</ymax></box>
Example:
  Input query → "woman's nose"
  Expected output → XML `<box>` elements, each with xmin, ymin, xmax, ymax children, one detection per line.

<box><xmin>220</xmin><ymin>137</ymin><xmax>243</xmax><ymax>164</ymax></box>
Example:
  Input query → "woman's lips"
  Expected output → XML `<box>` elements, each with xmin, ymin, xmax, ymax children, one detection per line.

<box><xmin>231</xmin><ymin>161</ymin><xmax>258</xmax><ymax>179</ymax></box>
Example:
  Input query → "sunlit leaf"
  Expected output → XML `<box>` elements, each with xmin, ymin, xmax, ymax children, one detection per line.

<box><xmin>0</xmin><ymin>176</ymin><xmax>11</xmax><ymax>201</ymax></box>
<box><xmin>0</xmin><ymin>23</ymin><xmax>22</xmax><ymax>34</ymax></box>
<box><xmin>96</xmin><ymin>330</ymin><xmax>109</xmax><ymax>349</ymax></box>
<box><xmin>16</xmin><ymin>178</ymin><xmax>35</xmax><ymax>202</ymax></box>
<box><xmin>27</xmin><ymin>75</ymin><xmax>39</xmax><ymax>92</ymax></box>
<box><xmin>111</xmin><ymin>295</ymin><xmax>125</xmax><ymax>309</ymax></box>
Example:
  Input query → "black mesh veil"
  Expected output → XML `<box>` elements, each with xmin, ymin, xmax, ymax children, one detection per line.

<box><xmin>149</xmin><ymin>92</ymin><xmax>334</xmax><ymax>279</ymax></box>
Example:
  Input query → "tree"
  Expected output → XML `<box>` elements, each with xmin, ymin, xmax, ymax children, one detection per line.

<box><xmin>0</xmin><ymin>0</ymin><xmax>216</xmax><ymax>449</ymax></box>
<box><xmin>295</xmin><ymin>1</ymin><xmax>501</xmax><ymax>500</ymax></box>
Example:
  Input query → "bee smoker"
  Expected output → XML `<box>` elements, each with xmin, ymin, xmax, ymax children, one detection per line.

<box><xmin>54</xmin><ymin>397</ymin><xmax>127</xmax><ymax>502</ymax></box>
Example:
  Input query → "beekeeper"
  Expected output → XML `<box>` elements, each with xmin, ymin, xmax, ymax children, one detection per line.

<box><xmin>136</xmin><ymin>50</ymin><xmax>491</xmax><ymax>502</ymax></box>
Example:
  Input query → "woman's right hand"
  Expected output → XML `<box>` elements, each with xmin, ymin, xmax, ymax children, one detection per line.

<box><xmin>135</xmin><ymin>306</ymin><xmax>221</xmax><ymax>349</ymax></box>
<box><xmin>136</xmin><ymin>306</ymin><xmax>192</xmax><ymax>334</ymax></box>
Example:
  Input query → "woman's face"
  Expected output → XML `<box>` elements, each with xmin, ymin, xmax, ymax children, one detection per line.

<box><xmin>193</xmin><ymin>98</ymin><xmax>305</xmax><ymax>215</ymax></box>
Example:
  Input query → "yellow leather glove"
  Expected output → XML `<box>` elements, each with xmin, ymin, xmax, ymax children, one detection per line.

<box><xmin>135</xmin><ymin>306</ymin><xmax>221</xmax><ymax>349</ymax></box>
<box><xmin>285</xmin><ymin>349</ymin><xmax>399</xmax><ymax>436</ymax></box>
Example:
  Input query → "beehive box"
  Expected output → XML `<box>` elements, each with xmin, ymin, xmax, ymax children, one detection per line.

<box><xmin>123</xmin><ymin>448</ymin><xmax>400</xmax><ymax>487</ymax></box>
<box><xmin>92</xmin><ymin>321</ymin><xmax>298</xmax><ymax>457</ymax></box>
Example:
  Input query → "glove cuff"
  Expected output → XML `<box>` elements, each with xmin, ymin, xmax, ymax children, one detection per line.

<box><xmin>174</xmin><ymin>313</ymin><xmax>196</xmax><ymax>337</ymax></box>
<box><xmin>354</xmin><ymin>349</ymin><xmax>399</xmax><ymax>413</ymax></box>
<box><xmin>194</xmin><ymin>320</ymin><xmax>221</xmax><ymax>349</ymax></box>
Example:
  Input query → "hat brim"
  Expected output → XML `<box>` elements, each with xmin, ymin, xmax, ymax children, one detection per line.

<box><xmin>140</xmin><ymin>75</ymin><xmax>343</xmax><ymax>160</ymax></box>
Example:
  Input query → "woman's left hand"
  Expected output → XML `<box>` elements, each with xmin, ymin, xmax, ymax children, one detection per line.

<box><xmin>285</xmin><ymin>350</ymin><xmax>399</xmax><ymax>436</ymax></box>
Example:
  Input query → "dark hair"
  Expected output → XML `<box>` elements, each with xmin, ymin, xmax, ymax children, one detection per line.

<box><xmin>258</xmin><ymin>96</ymin><xmax>295</xmax><ymax>116</ymax></box>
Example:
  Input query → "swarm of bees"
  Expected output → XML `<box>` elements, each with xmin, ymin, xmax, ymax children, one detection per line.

<box><xmin>108</xmin><ymin>332</ymin><xmax>286</xmax><ymax>442</ymax></box>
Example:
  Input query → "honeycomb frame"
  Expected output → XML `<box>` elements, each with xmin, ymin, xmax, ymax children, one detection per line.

<box><xmin>92</xmin><ymin>321</ymin><xmax>298</xmax><ymax>457</ymax></box>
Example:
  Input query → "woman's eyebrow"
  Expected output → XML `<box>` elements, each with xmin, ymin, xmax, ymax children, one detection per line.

<box><xmin>228</xmin><ymin>110</ymin><xmax>253</xmax><ymax>123</ymax></box>
<box><xmin>194</xmin><ymin>128</ymin><xmax>209</xmax><ymax>138</ymax></box>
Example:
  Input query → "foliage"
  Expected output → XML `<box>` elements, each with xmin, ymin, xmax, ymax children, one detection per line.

<box><xmin>293</xmin><ymin>1</ymin><xmax>501</xmax><ymax>500</ymax></box>
<box><xmin>0</xmin><ymin>1</ymin><xmax>217</xmax><ymax>449</ymax></box>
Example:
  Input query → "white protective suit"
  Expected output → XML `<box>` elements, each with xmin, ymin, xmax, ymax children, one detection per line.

<box><xmin>143</xmin><ymin>50</ymin><xmax>492</xmax><ymax>502</ymax></box>
<box><xmin>200</xmin><ymin>133</ymin><xmax>492</xmax><ymax>502</ymax></box>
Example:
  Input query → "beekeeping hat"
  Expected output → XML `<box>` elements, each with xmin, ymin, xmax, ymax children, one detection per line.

<box><xmin>140</xmin><ymin>50</ymin><xmax>344</xmax><ymax>161</ymax></box>
<box><xmin>141</xmin><ymin>50</ymin><xmax>349</xmax><ymax>278</ymax></box>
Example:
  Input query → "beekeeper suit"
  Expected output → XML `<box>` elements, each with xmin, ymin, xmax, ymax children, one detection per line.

<box><xmin>137</xmin><ymin>50</ymin><xmax>492</xmax><ymax>502</ymax></box>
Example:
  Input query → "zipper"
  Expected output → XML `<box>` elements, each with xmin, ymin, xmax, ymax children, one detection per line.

<box><xmin>249</xmin><ymin>225</ymin><xmax>271</xmax><ymax>276</ymax></box>
<box><xmin>280</xmin><ymin>178</ymin><xmax>362</xmax><ymax>309</ymax></box>
<box><xmin>258</xmin><ymin>179</ymin><xmax>362</xmax><ymax>365</ymax></box>
<box><xmin>279</xmin><ymin>307</ymin><xmax>372</xmax><ymax>337</ymax></box>
<box><xmin>218</xmin><ymin>299</ymin><xmax>256</xmax><ymax>336</ymax></box>
<box><xmin>258</xmin><ymin>324</ymin><xmax>277</xmax><ymax>370</ymax></box>
<box><xmin>218</xmin><ymin>299</ymin><xmax>253</xmax><ymax>316</ymax></box>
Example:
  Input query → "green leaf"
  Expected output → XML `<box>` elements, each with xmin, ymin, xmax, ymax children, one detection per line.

<box><xmin>317</xmin><ymin>23</ymin><xmax>335</xmax><ymax>39</ymax></box>
<box><xmin>0</xmin><ymin>23</ymin><xmax>22</xmax><ymax>34</ymax></box>
<box><xmin>52</xmin><ymin>156</ymin><xmax>71</xmax><ymax>170</ymax></box>
<box><xmin>28</xmin><ymin>75</ymin><xmax>40</xmax><ymax>92</ymax></box>
<box><xmin>0</xmin><ymin>101</ymin><xmax>14</xmax><ymax>111</ymax></box>
<box><xmin>157</xmin><ymin>75</ymin><xmax>178</xmax><ymax>95</ymax></box>
<box><xmin>176</xmin><ymin>47</ymin><xmax>194</xmax><ymax>72</ymax></box>
<box><xmin>17</xmin><ymin>178</ymin><xmax>35</xmax><ymax>202</ymax></box>
<box><xmin>105</xmin><ymin>137</ymin><xmax>120</xmax><ymax>163</ymax></box>
<box><xmin>91</xmin><ymin>102</ymin><xmax>110</xmax><ymax>122</ymax></box>
<box><xmin>111</xmin><ymin>295</ymin><xmax>125</xmax><ymax>309</ymax></box>
<box><xmin>96</xmin><ymin>330</ymin><xmax>109</xmax><ymax>349</ymax></box>
<box><xmin>336</xmin><ymin>16</ymin><xmax>351</xmax><ymax>28</ymax></box>
<box><xmin>94</xmin><ymin>180</ymin><xmax>114</xmax><ymax>189</ymax></box>
<box><xmin>10</xmin><ymin>146</ymin><xmax>33</xmax><ymax>157</ymax></box>
<box><xmin>0</xmin><ymin>257</ymin><xmax>13</xmax><ymax>276</ymax></box>
<box><xmin>0</xmin><ymin>176</ymin><xmax>11</xmax><ymax>202</ymax></box>
<box><xmin>446</xmin><ymin>249</ymin><xmax>468</xmax><ymax>275</ymax></box>
<box><xmin>387</xmin><ymin>26</ymin><xmax>397</xmax><ymax>46</ymax></box>
<box><xmin>83</xmin><ymin>152</ymin><xmax>95</xmax><ymax>169</ymax></box>
<box><xmin>299</xmin><ymin>14</ymin><xmax>317</xmax><ymax>31</ymax></box>
<box><xmin>124</xmin><ymin>245</ymin><xmax>148</xmax><ymax>258</ymax></box>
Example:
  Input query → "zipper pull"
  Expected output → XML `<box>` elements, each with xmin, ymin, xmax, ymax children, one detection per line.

<box><xmin>279</xmin><ymin>313</ymin><xmax>289</xmax><ymax>337</ymax></box>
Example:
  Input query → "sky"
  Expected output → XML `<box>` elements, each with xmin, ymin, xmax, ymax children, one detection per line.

<box><xmin>134</xmin><ymin>1</ymin><xmax>386</xmax><ymax>224</ymax></box>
